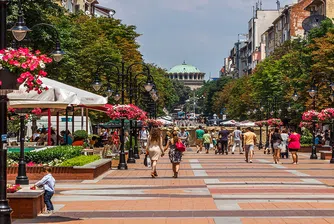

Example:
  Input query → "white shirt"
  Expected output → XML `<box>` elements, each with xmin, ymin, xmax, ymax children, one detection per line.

<box><xmin>140</xmin><ymin>130</ymin><xmax>148</xmax><ymax>140</ymax></box>
<box><xmin>35</xmin><ymin>174</ymin><xmax>55</xmax><ymax>192</ymax></box>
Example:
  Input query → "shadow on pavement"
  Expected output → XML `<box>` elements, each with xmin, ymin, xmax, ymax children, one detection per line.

<box><xmin>13</xmin><ymin>216</ymin><xmax>81</xmax><ymax>223</ymax></box>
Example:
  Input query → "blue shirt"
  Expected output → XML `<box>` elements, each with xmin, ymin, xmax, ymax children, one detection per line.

<box><xmin>35</xmin><ymin>174</ymin><xmax>55</xmax><ymax>192</ymax></box>
<box><xmin>64</xmin><ymin>135</ymin><xmax>73</xmax><ymax>145</ymax></box>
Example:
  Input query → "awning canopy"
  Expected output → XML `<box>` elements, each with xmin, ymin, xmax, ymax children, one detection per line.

<box><xmin>7</xmin><ymin>77</ymin><xmax>107</xmax><ymax>108</ymax></box>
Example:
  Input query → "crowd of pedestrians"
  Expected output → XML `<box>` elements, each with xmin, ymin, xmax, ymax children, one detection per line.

<box><xmin>194</xmin><ymin>125</ymin><xmax>301</xmax><ymax>165</ymax></box>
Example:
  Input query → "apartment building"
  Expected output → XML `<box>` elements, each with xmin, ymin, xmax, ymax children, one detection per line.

<box><xmin>260</xmin><ymin>0</ymin><xmax>311</xmax><ymax>60</ymax></box>
<box><xmin>305</xmin><ymin>0</ymin><xmax>334</xmax><ymax>19</ymax></box>
<box><xmin>55</xmin><ymin>0</ymin><xmax>115</xmax><ymax>17</ymax></box>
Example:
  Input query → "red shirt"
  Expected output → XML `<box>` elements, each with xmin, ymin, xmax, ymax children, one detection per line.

<box><xmin>288</xmin><ymin>133</ymin><xmax>301</xmax><ymax>149</ymax></box>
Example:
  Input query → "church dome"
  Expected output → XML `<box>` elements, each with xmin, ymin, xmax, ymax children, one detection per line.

<box><xmin>168</xmin><ymin>61</ymin><xmax>202</xmax><ymax>74</ymax></box>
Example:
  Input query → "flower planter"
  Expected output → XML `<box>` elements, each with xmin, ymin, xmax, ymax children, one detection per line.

<box><xmin>7</xmin><ymin>159</ymin><xmax>111</xmax><ymax>180</ymax></box>
<box><xmin>8</xmin><ymin>188</ymin><xmax>45</xmax><ymax>219</ymax></box>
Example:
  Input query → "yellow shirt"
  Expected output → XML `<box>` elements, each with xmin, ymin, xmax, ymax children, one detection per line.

<box><xmin>244</xmin><ymin>132</ymin><xmax>256</xmax><ymax>145</ymax></box>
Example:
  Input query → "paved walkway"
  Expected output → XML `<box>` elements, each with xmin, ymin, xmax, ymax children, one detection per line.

<box><xmin>14</xmin><ymin>148</ymin><xmax>334</xmax><ymax>224</ymax></box>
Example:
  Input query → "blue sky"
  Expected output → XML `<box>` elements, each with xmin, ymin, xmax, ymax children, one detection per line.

<box><xmin>98</xmin><ymin>0</ymin><xmax>294</xmax><ymax>79</ymax></box>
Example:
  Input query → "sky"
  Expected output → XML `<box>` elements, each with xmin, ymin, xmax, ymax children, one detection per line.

<box><xmin>98</xmin><ymin>0</ymin><xmax>295</xmax><ymax>79</ymax></box>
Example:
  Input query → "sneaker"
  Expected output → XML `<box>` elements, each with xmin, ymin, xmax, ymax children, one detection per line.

<box><xmin>249</xmin><ymin>160</ymin><xmax>253</xmax><ymax>163</ymax></box>
<box><xmin>43</xmin><ymin>210</ymin><xmax>52</xmax><ymax>214</ymax></box>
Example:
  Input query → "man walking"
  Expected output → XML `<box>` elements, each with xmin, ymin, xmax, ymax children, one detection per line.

<box><xmin>139</xmin><ymin>126</ymin><xmax>149</xmax><ymax>155</ymax></box>
<box><xmin>195</xmin><ymin>125</ymin><xmax>205</xmax><ymax>153</ymax></box>
<box><xmin>219</xmin><ymin>126</ymin><xmax>229</xmax><ymax>155</ymax></box>
<box><xmin>232</xmin><ymin>127</ymin><xmax>243</xmax><ymax>154</ymax></box>
<box><xmin>244</xmin><ymin>127</ymin><xmax>257</xmax><ymax>163</ymax></box>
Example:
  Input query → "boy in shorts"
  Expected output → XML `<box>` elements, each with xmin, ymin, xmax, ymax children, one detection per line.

<box><xmin>243</xmin><ymin>127</ymin><xmax>257</xmax><ymax>163</ymax></box>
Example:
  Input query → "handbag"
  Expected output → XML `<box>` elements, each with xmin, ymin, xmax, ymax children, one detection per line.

<box><xmin>144</xmin><ymin>154</ymin><xmax>151</xmax><ymax>167</ymax></box>
<box><xmin>175</xmin><ymin>140</ymin><xmax>186</xmax><ymax>152</ymax></box>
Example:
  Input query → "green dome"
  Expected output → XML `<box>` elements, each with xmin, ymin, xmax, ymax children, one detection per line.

<box><xmin>168</xmin><ymin>61</ymin><xmax>202</xmax><ymax>74</ymax></box>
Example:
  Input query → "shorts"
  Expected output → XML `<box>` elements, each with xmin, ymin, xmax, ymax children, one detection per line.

<box><xmin>196</xmin><ymin>139</ymin><xmax>203</xmax><ymax>146</ymax></box>
<box><xmin>273</xmin><ymin>142</ymin><xmax>280</xmax><ymax>150</ymax></box>
<box><xmin>245</xmin><ymin>144</ymin><xmax>254</xmax><ymax>152</ymax></box>
<box><xmin>289</xmin><ymin>148</ymin><xmax>299</xmax><ymax>152</ymax></box>
<box><xmin>204</xmin><ymin>143</ymin><xmax>210</xmax><ymax>150</ymax></box>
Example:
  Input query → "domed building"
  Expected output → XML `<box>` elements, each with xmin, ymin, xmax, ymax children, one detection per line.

<box><xmin>167</xmin><ymin>61</ymin><xmax>205</xmax><ymax>90</ymax></box>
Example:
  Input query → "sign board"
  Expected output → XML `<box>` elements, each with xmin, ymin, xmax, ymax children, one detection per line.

<box><xmin>61</xmin><ymin>118</ymin><xmax>73</xmax><ymax>122</ymax></box>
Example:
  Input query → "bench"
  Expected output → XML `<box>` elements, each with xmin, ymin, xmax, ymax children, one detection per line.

<box><xmin>320</xmin><ymin>150</ymin><xmax>332</xmax><ymax>160</ymax></box>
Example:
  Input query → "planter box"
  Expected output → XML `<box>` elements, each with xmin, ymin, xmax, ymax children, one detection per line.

<box><xmin>320</xmin><ymin>151</ymin><xmax>332</xmax><ymax>160</ymax></box>
<box><xmin>299</xmin><ymin>146</ymin><xmax>330</xmax><ymax>153</ymax></box>
<box><xmin>7</xmin><ymin>159</ymin><xmax>111</xmax><ymax>180</ymax></box>
<box><xmin>8</xmin><ymin>188</ymin><xmax>44</xmax><ymax>219</ymax></box>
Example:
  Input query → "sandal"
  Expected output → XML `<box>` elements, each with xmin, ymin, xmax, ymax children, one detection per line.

<box><xmin>154</xmin><ymin>171</ymin><xmax>158</xmax><ymax>177</ymax></box>
<box><xmin>151</xmin><ymin>172</ymin><xmax>156</xmax><ymax>178</ymax></box>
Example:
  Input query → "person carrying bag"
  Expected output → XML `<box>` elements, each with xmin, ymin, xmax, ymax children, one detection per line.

<box><xmin>145</xmin><ymin>128</ymin><xmax>164</xmax><ymax>178</ymax></box>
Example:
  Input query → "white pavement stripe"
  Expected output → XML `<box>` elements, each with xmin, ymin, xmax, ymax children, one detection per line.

<box><xmin>214</xmin><ymin>200</ymin><xmax>241</xmax><ymax>210</ymax></box>
<box><xmin>190</xmin><ymin>159</ymin><xmax>208</xmax><ymax>176</ymax></box>
<box><xmin>204</xmin><ymin>179</ymin><xmax>221</xmax><ymax>184</ymax></box>
<box><xmin>302</xmin><ymin>179</ymin><xmax>324</xmax><ymax>184</ymax></box>
<box><xmin>214</xmin><ymin>217</ymin><xmax>242</xmax><ymax>224</ymax></box>
<box><xmin>286</xmin><ymin>170</ymin><xmax>310</xmax><ymax>177</ymax></box>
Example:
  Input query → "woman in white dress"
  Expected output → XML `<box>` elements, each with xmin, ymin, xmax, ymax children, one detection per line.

<box><xmin>146</xmin><ymin>128</ymin><xmax>164</xmax><ymax>178</ymax></box>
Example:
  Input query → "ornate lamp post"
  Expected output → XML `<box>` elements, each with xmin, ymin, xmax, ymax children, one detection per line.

<box><xmin>0</xmin><ymin>0</ymin><xmax>64</xmax><ymax>222</ymax></box>
<box><xmin>92</xmin><ymin>61</ymin><xmax>153</xmax><ymax>168</ymax></box>
<box><xmin>292</xmin><ymin>77</ymin><xmax>334</xmax><ymax>160</ymax></box>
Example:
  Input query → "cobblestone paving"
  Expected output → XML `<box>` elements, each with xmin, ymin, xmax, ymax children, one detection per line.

<box><xmin>14</xmin><ymin>148</ymin><xmax>334</xmax><ymax>224</ymax></box>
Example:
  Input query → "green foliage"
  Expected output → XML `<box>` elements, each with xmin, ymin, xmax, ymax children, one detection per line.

<box><xmin>300</xmin><ymin>128</ymin><xmax>313</xmax><ymax>145</ymax></box>
<box><xmin>8</xmin><ymin>146</ymin><xmax>82</xmax><ymax>164</ymax></box>
<box><xmin>125</xmin><ymin>137</ymin><xmax>139</xmax><ymax>150</ymax></box>
<box><xmin>73</xmin><ymin>130</ymin><xmax>88</xmax><ymax>140</ymax></box>
<box><xmin>60</xmin><ymin>155</ymin><xmax>100</xmax><ymax>167</ymax></box>
<box><xmin>196</xmin><ymin>77</ymin><xmax>232</xmax><ymax>116</ymax></box>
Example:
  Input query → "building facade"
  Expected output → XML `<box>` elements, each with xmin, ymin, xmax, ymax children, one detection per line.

<box><xmin>260</xmin><ymin>0</ymin><xmax>311</xmax><ymax>60</ymax></box>
<box><xmin>305</xmin><ymin>0</ymin><xmax>334</xmax><ymax>19</ymax></box>
<box><xmin>167</xmin><ymin>62</ymin><xmax>205</xmax><ymax>90</ymax></box>
<box><xmin>55</xmin><ymin>0</ymin><xmax>114</xmax><ymax>17</ymax></box>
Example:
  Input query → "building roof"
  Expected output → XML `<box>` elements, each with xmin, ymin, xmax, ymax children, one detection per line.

<box><xmin>167</xmin><ymin>61</ymin><xmax>203</xmax><ymax>74</ymax></box>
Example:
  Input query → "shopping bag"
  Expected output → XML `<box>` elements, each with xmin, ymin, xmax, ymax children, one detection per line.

<box><xmin>144</xmin><ymin>154</ymin><xmax>151</xmax><ymax>167</ymax></box>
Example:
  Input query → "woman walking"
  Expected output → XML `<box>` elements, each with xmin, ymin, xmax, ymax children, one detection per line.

<box><xmin>164</xmin><ymin>130</ymin><xmax>182</xmax><ymax>178</ymax></box>
<box><xmin>146</xmin><ymin>128</ymin><xmax>164</xmax><ymax>178</ymax></box>
<box><xmin>272</xmin><ymin>128</ymin><xmax>283</xmax><ymax>164</ymax></box>
<box><xmin>288</xmin><ymin>128</ymin><xmax>301</xmax><ymax>165</ymax></box>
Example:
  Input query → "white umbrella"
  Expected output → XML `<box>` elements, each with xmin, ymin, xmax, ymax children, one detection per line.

<box><xmin>8</xmin><ymin>77</ymin><xmax>107</xmax><ymax>108</ymax></box>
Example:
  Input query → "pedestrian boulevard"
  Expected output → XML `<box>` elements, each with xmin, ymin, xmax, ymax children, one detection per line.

<box><xmin>14</xmin><ymin>149</ymin><xmax>334</xmax><ymax>224</ymax></box>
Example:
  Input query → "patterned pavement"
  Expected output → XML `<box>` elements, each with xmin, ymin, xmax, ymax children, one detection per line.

<box><xmin>14</xmin><ymin>148</ymin><xmax>334</xmax><ymax>224</ymax></box>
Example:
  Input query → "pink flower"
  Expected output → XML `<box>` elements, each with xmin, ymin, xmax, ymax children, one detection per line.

<box><xmin>17</xmin><ymin>77</ymin><xmax>24</xmax><ymax>83</ymax></box>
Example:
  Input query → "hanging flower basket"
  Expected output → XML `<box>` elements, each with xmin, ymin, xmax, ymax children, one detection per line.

<box><xmin>255</xmin><ymin>120</ymin><xmax>268</xmax><ymax>127</ymax></box>
<box><xmin>107</xmin><ymin>104</ymin><xmax>147</xmax><ymax>121</ymax></box>
<box><xmin>144</xmin><ymin>119</ymin><xmax>164</xmax><ymax>127</ymax></box>
<box><xmin>0</xmin><ymin>48</ymin><xmax>52</xmax><ymax>93</ymax></box>
<box><xmin>267</xmin><ymin>118</ymin><xmax>283</xmax><ymax>127</ymax></box>
<box><xmin>302</xmin><ymin>110</ymin><xmax>319</xmax><ymax>122</ymax></box>
<box><xmin>317</xmin><ymin>108</ymin><xmax>334</xmax><ymax>122</ymax></box>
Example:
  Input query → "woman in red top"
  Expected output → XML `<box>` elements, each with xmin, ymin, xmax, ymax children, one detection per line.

<box><xmin>288</xmin><ymin>128</ymin><xmax>301</xmax><ymax>165</ymax></box>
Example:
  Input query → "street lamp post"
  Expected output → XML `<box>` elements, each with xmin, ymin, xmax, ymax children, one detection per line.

<box><xmin>15</xmin><ymin>114</ymin><xmax>28</xmax><ymax>185</ymax></box>
<box><xmin>292</xmin><ymin>77</ymin><xmax>334</xmax><ymax>161</ymax></box>
<box><xmin>0</xmin><ymin>1</ymin><xmax>64</xmax><ymax>221</ymax></box>
<box><xmin>92</xmin><ymin>61</ymin><xmax>154</xmax><ymax>168</ymax></box>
